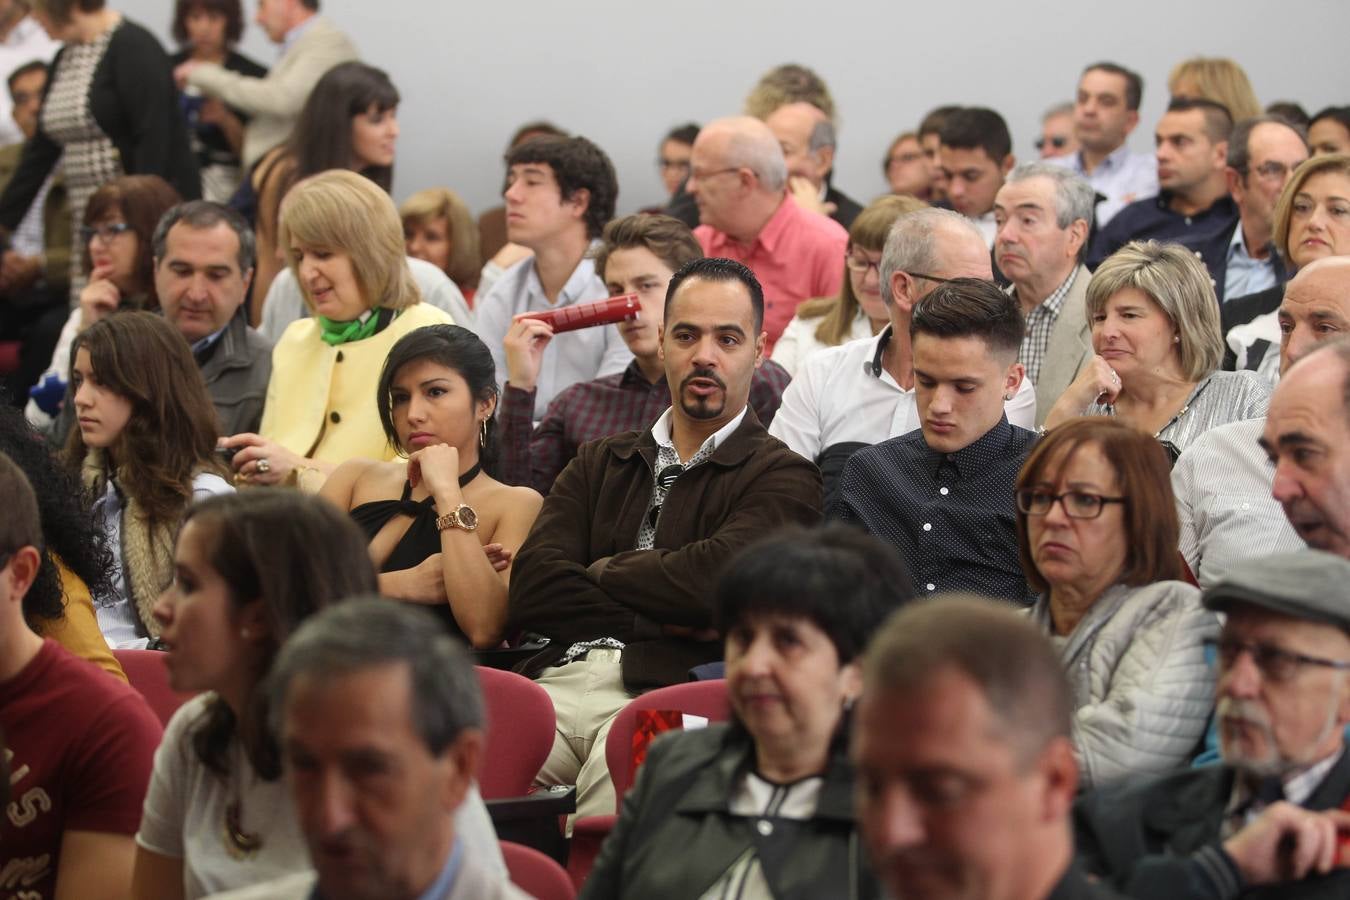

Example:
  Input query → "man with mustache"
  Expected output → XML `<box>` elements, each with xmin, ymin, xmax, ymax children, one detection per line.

<box><xmin>1074</xmin><ymin>551</ymin><xmax>1350</xmax><ymax>899</ymax></box>
<box><xmin>508</xmin><ymin>257</ymin><xmax>822</xmax><ymax>823</ymax></box>
<box><xmin>829</xmin><ymin>278</ymin><xmax>1036</xmax><ymax>605</ymax></box>
<box><xmin>994</xmin><ymin>163</ymin><xmax>1095</xmax><ymax>426</ymax></box>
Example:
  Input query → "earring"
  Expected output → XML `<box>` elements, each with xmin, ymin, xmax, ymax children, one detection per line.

<box><xmin>240</xmin><ymin>627</ymin><xmax>251</xmax><ymax>640</ymax></box>
<box><xmin>1173</xmin><ymin>335</ymin><xmax>1181</xmax><ymax>344</ymax></box>
<box><xmin>1003</xmin><ymin>392</ymin><xmax>1014</xmax><ymax>401</ymax></box>
<box><xmin>479</xmin><ymin>418</ymin><xmax>488</xmax><ymax>448</ymax></box>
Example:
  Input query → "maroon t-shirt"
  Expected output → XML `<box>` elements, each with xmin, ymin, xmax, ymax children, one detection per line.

<box><xmin>1</xmin><ymin>640</ymin><xmax>162</xmax><ymax>900</ymax></box>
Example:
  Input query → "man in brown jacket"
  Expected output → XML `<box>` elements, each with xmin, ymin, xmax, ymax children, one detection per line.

<box><xmin>508</xmin><ymin>257</ymin><xmax>822</xmax><ymax>821</ymax></box>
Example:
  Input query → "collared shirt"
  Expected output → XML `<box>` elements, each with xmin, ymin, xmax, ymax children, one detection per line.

<box><xmin>280</xmin><ymin>14</ymin><xmax>319</xmax><ymax>56</ymax></box>
<box><xmin>496</xmin><ymin>358</ymin><xmax>791</xmax><ymax>494</ymax></box>
<box><xmin>637</xmin><ymin>406</ymin><xmax>748</xmax><ymax>550</ymax></box>
<box><xmin>475</xmin><ymin>249</ymin><xmax>632</xmax><ymax>423</ymax></box>
<box><xmin>1223</xmin><ymin>223</ymin><xmax>1279</xmax><ymax>302</ymax></box>
<box><xmin>1013</xmin><ymin>267</ymin><xmax>1079</xmax><ymax>387</ymax></box>
<box><xmin>1053</xmin><ymin>144</ymin><xmax>1159</xmax><ymax>227</ymax></box>
<box><xmin>414</xmin><ymin>838</ymin><xmax>463</xmax><ymax>900</ymax></box>
<box><xmin>1172</xmin><ymin>417</ymin><xmax>1305</xmax><ymax>589</ymax></box>
<box><xmin>768</xmin><ymin>326</ymin><xmax>1038</xmax><ymax>462</ymax></box>
<box><xmin>829</xmin><ymin>416</ymin><xmax>1037</xmax><ymax>604</ymax></box>
<box><xmin>695</xmin><ymin>195</ymin><xmax>848</xmax><ymax>349</ymax></box>
<box><xmin>1089</xmin><ymin>192</ymin><xmax>1238</xmax><ymax>270</ymax></box>
<box><xmin>189</xmin><ymin>322</ymin><xmax>231</xmax><ymax>360</ymax></box>
<box><xmin>1222</xmin><ymin>750</ymin><xmax>1344</xmax><ymax>839</ymax></box>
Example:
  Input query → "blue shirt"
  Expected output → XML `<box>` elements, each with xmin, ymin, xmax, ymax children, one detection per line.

<box><xmin>1223</xmin><ymin>224</ymin><xmax>1279</xmax><ymax>302</ymax></box>
<box><xmin>309</xmin><ymin>839</ymin><xmax>462</xmax><ymax>900</ymax></box>
<box><xmin>1053</xmin><ymin>144</ymin><xmax>1159</xmax><ymax>228</ymax></box>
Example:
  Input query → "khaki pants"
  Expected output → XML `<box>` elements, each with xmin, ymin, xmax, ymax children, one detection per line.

<box><xmin>534</xmin><ymin>656</ymin><xmax>632</xmax><ymax>827</ymax></box>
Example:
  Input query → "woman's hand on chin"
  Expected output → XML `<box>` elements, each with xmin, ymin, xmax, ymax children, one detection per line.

<box><xmin>219</xmin><ymin>433</ymin><xmax>304</xmax><ymax>486</ymax></box>
<box><xmin>407</xmin><ymin>443</ymin><xmax>463</xmax><ymax>500</ymax></box>
<box><xmin>1046</xmin><ymin>355</ymin><xmax>1122</xmax><ymax>428</ymax></box>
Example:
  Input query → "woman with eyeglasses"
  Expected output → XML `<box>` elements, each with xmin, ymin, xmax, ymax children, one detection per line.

<box><xmin>771</xmin><ymin>195</ymin><xmax>925</xmax><ymax>376</ymax></box>
<box><xmin>1043</xmin><ymin>240</ymin><xmax>1270</xmax><ymax>462</ymax></box>
<box><xmin>1015</xmin><ymin>417</ymin><xmax>1218</xmax><ymax>789</ymax></box>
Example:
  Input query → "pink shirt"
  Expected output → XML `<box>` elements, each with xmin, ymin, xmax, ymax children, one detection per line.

<box><xmin>695</xmin><ymin>195</ymin><xmax>848</xmax><ymax>350</ymax></box>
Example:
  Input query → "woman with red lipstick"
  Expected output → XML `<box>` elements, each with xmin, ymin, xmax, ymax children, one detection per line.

<box><xmin>321</xmin><ymin>324</ymin><xmax>541</xmax><ymax>648</ymax></box>
<box><xmin>1016</xmin><ymin>418</ymin><xmax>1218</xmax><ymax>788</ymax></box>
<box><xmin>583</xmin><ymin>526</ymin><xmax>908</xmax><ymax>899</ymax></box>
<box><xmin>1044</xmin><ymin>241</ymin><xmax>1269</xmax><ymax>460</ymax></box>
<box><xmin>65</xmin><ymin>312</ymin><xmax>232</xmax><ymax>649</ymax></box>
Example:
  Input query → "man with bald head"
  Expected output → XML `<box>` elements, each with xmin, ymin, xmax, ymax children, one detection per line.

<box><xmin>770</xmin><ymin>207</ymin><xmax>1037</xmax><ymax>501</ymax></box>
<box><xmin>1262</xmin><ymin>337</ymin><xmax>1350</xmax><ymax>558</ymax></box>
<box><xmin>688</xmin><ymin>115</ymin><xmax>848</xmax><ymax>350</ymax></box>
<box><xmin>764</xmin><ymin>101</ymin><xmax>863</xmax><ymax>228</ymax></box>
<box><xmin>1173</xmin><ymin>257</ymin><xmax>1350</xmax><ymax>585</ymax></box>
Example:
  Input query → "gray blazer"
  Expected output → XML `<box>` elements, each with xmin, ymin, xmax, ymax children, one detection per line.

<box><xmin>202</xmin><ymin>313</ymin><xmax>273</xmax><ymax>436</ymax></box>
<box><xmin>1034</xmin><ymin>264</ymin><xmax>1094</xmax><ymax>427</ymax></box>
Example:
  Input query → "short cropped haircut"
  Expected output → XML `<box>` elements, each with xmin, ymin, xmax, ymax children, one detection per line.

<box><xmin>663</xmin><ymin>123</ymin><xmax>700</xmax><ymax>147</ymax></box>
<box><xmin>1266</xmin><ymin>101</ymin><xmax>1310</xmax><ymax>130</ymax></box>
<box><xmin>918</xmin><ymin>105</ymin><xmax>962</xmax><ymax>140</ymax></box>
<box><xmin>1273</xmin><ymin>154</ymin><xmax>1350</xmax><ymax>261</ymax></box>
<box><xmin>744</xmin><ymin>63</ymin><xmax>835</xmax><ymax>122</ymax></box>
<box><xmin>0</xmin><ymin>452</ymin><xmax>42</xmax><ymax>558</ymax></box>
<box><xmin>910</xmin><ymin>277</ymin><xmax>1025</xmax><ymax>361</ymax></box>
<box><xmin>939</xmin><ymin>106</ymin><xmax>1012</xmax><ymax>162</ymax></box>
<box><xmin>593</xmin><ymin>213</ymin><xmax>702</xmax><ymax>285</ymax></box>
<box><xmin>1227</xmin><ymin>116</ymin><xmax>1308</xmax><ymax>174</ymax></box>
<box><xmin>862</xmin><ymin>595</ymin><xmax>1073</xmax><ymax>765</ymax></box>
<box><xmin>6</xmin><ymin>60</ymin><xmax>45</xmax><ymax>97</ymax></box>
<box><xmin>153</xmin><ymin>201</ymin><xmax>256</xmax><ymax>274</ymax></box>
<box><xmin>1310</xmin><ymin>106</ymin><xmax>1350</xmax><ymax>139</ymax></box>
<box><xmin>1166</xmin><ymin>96</ymin><xmax>1234</xmax><ymax>144</ymax></box>
<box><xmin>1082</xmin><ymin>62</ymin><xmax>1143</xmax><ymax>111</ymax></box>
<box><xmin>664</xmin><ymin>257</ymin><xmax>764</xmax><ymax>334</ymax></box>
<box><xmin>1086</xmin><ymin>241</ymin><xmax>1224</xmax><ymax>380</ymax></box>
<box><xmin>172</xmin><ymin>0</ymin><xmax>245</xmax><ymax>46</ymax></box>
<box><xmin>715</xmin><ymin>525</ymin><xmax>916</xmax><ymax>666</ymax></box>
<box><xmin>505</xmin><ymin>136</ymin><xmax>617</xmax><ymax>240</ymax></box>
<box><xmin>878</xmin><ymin>207</ymin><xmax>985</xmax><ymax>305</ymax></box>
<box><xmin>1016</xmin><ymin>418</ymin><xmax>1184</xmax><ymax>594</ymax></box>
<box><xmin>269</xmin><ymin>598</ymin><xmax>484</xmax><ymax>756</ymax></box>
<box><xmin>505</xmin><ymin>120</ymin><xmax>567</xmax><ymax>152</ymax></box>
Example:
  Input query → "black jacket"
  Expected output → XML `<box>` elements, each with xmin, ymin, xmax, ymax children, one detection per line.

<box><xmin>1181</xmin><ymin>219</ymin><xmax>1288</xmax><ymax>306</ymax></box>
<box><xmin>826</xmin><ymin>184</ymin><xmax>863</xmax><ymax>229</ymax></box>
<box><xmin>0</xmin><ymin>18</ymin><xmax>200</xmax><ymax>230</ymax></box>
<box><xmin>1088</xmin><ymin>193</ymin><xmax>1238</xmax><ymax>270</ymax></box>
<box><xmin>579</xmin><ymin>723</ymin><xmax>880</xmax><ymax>900</ymax></box>
<box><xmin>1074</xmin><ymin>751</ymin><xmax>1350</xmax><ymax>899</ymax></box>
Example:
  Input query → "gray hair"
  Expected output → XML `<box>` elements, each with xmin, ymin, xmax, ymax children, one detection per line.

<box><xmin>808</xmin><ymin>119</ymin><xmax>837</xmax><ymax>153</ymax></box>
<box><xmin>1005</xmin><ymin>161</ymin><xmax>1096</xmax><ymax>230</ymax></box>
<box><xmin>152</xmin><ymin>201</ymin><xmax>257</xmax><ymax>274</ymax></box>
<box><xmin>879</xmin><ymin>207</ymin><xmax>984</xmax><ymax>305</ymax></box>
<box><xmin>268</xmin><ymin>598</ymin><xmax>484</xmax><ymax>755</ymax></box>
<box><xmin>1042</xmin><ymin>101</ymin><xmax>1075</xmax><ymax>122</ymax></box>
<box><xmin>718</xmin><ymin>117</ymin><xmax>789</xmax><ymax>193</ymax></box>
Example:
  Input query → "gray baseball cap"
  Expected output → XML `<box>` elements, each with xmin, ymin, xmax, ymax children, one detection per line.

<box><xmin>1203</xmin><ymin>551</ymin><xmax>1350</xmax><ymax>629</ymax></box>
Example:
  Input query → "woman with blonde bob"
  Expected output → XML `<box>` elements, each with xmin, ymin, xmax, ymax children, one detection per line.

<box><xmin>1016</xmin><ymin>418</ymin><xmax>1217</xmax><ymax>787</ymax></box>
<box><xmin>771</xmin><ymin>194</ymin><xmax>926</xmax><ymax>375</ymax></box>
<box><xmin>1044</xmin><ymin>240</ymin><xmax>1270</xmax><ymax>460</ymax></box>
<box><xmin>400</xmin><ymin>187</ymin><xmax>481</xmax><ymax>303</ymax></box>
<box><xmin>221</xmin><ymin>170</ymin><xmax>451</xmax><ymax>490</ymax></box>
<box><xmin>1168</xmin><ymin>57</ymin><xmax>1261</xmax><ymax>121</ymax></box>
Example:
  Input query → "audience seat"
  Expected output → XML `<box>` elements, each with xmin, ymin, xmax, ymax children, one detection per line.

<box><xmin>501</xmin><ymin>840</ymin><xmax>576</xmax><ymax>900</ymax></box>
<box><xmin>113</xmin><ymin>649</ymin><xmax>196</xmax><ymax>725</ymax></box>
<box><xmin>476</xmin><ymin>665</ymin><xmax>557</xmax><ymax>799</ymax></box>
<box><xmin>568</xmin><ymin>679</ymin><xmax>731</xmax><ymax>889</ymax></box>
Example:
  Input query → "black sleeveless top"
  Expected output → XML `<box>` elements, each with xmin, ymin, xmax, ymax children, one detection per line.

<box><xmin>350</xmin><ymin>481</ymin><xmax>463</xmax><ymax>639</ymax></box>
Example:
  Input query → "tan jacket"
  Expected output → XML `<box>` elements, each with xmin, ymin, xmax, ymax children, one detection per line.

<box><xmin>186</xmin><ymin>17</ymin><xmax>358</xmax><ymax>169</ymax></box>
<box><xmin>1033</xmin><ymin>264</ymin><xmax>1094</xmax><ymax>426</ymax></box>
<box><xmin>0</xmin><ymin>140</ymin><xmax>69</xmax><ymax>289</ymax></box>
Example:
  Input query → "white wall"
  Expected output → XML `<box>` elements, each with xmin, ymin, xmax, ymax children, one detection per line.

<box><xmin>120</xmin><ymin>0</ymin><xmax>1350</xmax><ymax>216</ymax></box>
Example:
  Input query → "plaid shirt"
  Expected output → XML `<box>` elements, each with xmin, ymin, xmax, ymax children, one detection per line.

<box><xmin>1013</xmin><ymin>267</ymin><xmax>1078</xmax><ymax>387</ymax></box>
<box><xmin>497</xmin><ymin>358</ymin><xmax>791</xmax><ymax>494</ymax></box>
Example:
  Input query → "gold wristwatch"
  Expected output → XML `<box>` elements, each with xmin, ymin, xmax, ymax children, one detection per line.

<box><xmin>436</xmin><ymin>504</ymin><xmax>479</xmax><ymax>533</ymax></box>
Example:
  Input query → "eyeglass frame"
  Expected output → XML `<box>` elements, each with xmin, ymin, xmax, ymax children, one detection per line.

<box><xmin>686</xmin><ymin>166</ymin><xmax>743</xmax><ymax>184</ymax></box>
<box><xmin>902</xmin><ymin>271</ymin><xmax>955</xmax><ymax>285</ymax></box>
<box><xmin>1242</xmin><ymin>160</ymin><xmax>1297</xmax><ymax>183</ymax></box>
<box><xmin>1015</xmin><ymin>489</ymin><xmax>1127</xmax><ymax>520</ymax></box>
<box><xmin>1202</xmin><ymin>636</ymin><xmax>1350</xmax><ymax>683</ymax></box>
<box><xmin>1034</xmin><ymin>135</ymin><xmax>1071</xmax><ymax>151</ymax></box>
<box><xmin>844</xmin><ymin>250</ymin><xmax>883</xmax><ymax>276</ymax></box>
<box><xmin>79</xmin><ymin>221</ymin><xmax>132</xmax><ymax>245</ymax></box>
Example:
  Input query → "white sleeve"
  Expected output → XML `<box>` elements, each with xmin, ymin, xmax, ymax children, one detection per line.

<box><xmin>135</xmin><ymin>696</ymin><xmax>212</xmax><ymax>858</ymax></box>
<box><xmin>768</xmin><ymin>356</ymin><xmax>824</xmax><ymax>461</ymax></box>
<box><xmin>1171</xmin><ymin>444</ymin><xmax>1202</xmax><ymax>577</ymax></box>
<box><xmin>474</xmin><ymin>285</ymin><xmax>513</xmax><ymax>394</ymax></box>
<box><xmin>1005</xmin><ymin>376</ymin><xmax>1038</xmax><ymax>430</ymax></box>
<box><xmin>261</xmin><ymin>270</ymin><xmax>307</xmax><ymax>344</ymax></box>
<box><xmin>453</xmin><ymin>782</ymin><xmax>505</xmax><ymax>876</ymax></box>
<box><xmin>770</xmin><ymin>317</ymin><xmax>806</xmax><ymax>377</ymax></box>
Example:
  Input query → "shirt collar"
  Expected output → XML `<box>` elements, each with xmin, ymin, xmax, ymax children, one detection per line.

<box><xmin>916</xmin><ymin>415</ymin><xmax>1014</xmax><ymax>478</ymax></box>
<box><xmin>412</xmin><ymin>837</ymin><xmax>463</xmax><ymax>900</ymax></box>
<box><xmin>1226</xmin><ymin>748</ymin><xmax>1345</xmax><ymax>819</ymax></box>
<box><xmin>650</xmin><ymin>405</ymin><xmax>748</xmax><ymax>465</ymax></box>
<box><xmin>1010</xmin><ymin>267</ymin><xmax>1078</xmax><ymax>318</ymax></box>
<box><xmin>281</xmin><ymin>15</ymin><xmax>318</xmax><ymax>55</ymax></box>
<box><xmin>708</xmin><ymin>193</ymin><xmax>796</xmax><ymax>257</ymax></box>
<box><xmin>1074</xmin><ymin>143</ymin><xmax>1131</xmax><ymax>174</ymax></box>
<box><xmin>866</xmin><ymin>324</ymin><xmax>895</xmax><ymax>379</ymax></box>
<box><xmin>1227</xmin><ymin>221</ymin><xmax>1273</xmax><ymax>264</ymax></box>
<box><xmin>523</xmin><ymin>243</ymin><xmax>601</xmax><ymax>306</ymax></box>
<box><xmin>189</xmin><ymin>322</ymin><xmax>230</xmax><ymax>357</ymax></box>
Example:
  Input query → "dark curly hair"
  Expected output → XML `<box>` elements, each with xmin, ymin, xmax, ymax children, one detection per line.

<box><xmin>504</xmin><ymin>135</ymin><xmax>617</xmax><ymax>240</ymax></box>
<box><xmin>0</xmin><ymin>405</ymin><xmax>114</xmax><ymax>628</ymax></box>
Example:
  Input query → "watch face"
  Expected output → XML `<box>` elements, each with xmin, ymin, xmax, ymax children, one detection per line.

<box><xmin>457</xmin><ymin>505</ymin><xmax>479</xmax><ymax>530</ymax></box>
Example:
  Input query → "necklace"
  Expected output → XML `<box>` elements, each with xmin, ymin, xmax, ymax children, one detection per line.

<box><xmin>222</xmin><ymin>742</ymin><xmax>263</xmax><ymax>859</ymax></box>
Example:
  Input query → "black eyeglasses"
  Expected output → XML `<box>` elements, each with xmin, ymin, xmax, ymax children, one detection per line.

<box><xmin>1203</xmin><ymin>637</ymin><xmax>1350</xmax><ymax>684</ymax></box>
<box><xmin>1244</xmin><ymin>161</ymin><xmax>1295</xmax><ymax>182</ymax></box>
<box><xmin>903</xmin><ymin>271</ymin><xmax>954</xmax><ymax>284</ymax></box>
<box><xmin>79</xmin><ymin>222</ymin><xmax>132</xmax><ymax>245</ymax></box>
<box><xmin>1035</xmin><ymin>135</ymin><xmax>1071</xmax><ymax>151</ymax></box>
<box><xmin>844</xmin><ymin>252</ymin><xmax>882</xmax><ymax>276</ymax></box>
<box><xmin>1015</xmin><ymin>489</ymin><xmax>1126</xmax><ymax>519</ymax></box>
<box><xmin>647</xmin><ymin>464</ymin><xmax>685</xmax><ymax>530</ymax></box>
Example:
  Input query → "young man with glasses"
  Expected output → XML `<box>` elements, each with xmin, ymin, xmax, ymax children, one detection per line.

<box><xmin>829</xmin><ymin>276</ymin><xmax>1035</xmax><ymax>603</ymax></box>
<box><xmin>507</xmin><ymin>257</ymin><xmax>821</xmax><ymax>825</ymax></box>
<box><xmin>1075</xmin><ymin>550</ymin><xmax>1350</xmax><ymax>899</ymax></box>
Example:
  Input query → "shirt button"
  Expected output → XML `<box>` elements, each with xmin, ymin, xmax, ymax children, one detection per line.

<box><xmin>939</xmin><ymin>487</ymin><xmax>949</xmax><ymax>496</ymax></box>
<box><xmin>335</xmin><ymin>351</ymin><xmax>344</xmax><ymax>362</ymax></box>
<box><xmin>330</xmin><ymin>411</ymin><xmax>341</xmax><ymax>424</ymax></box>
<box><xmin>757</xmin><ymin>819</ymin><xmax>773</xmax><ymax>836</ymax></box>
<box><xmin>923</xmin><ymin>523</ymin><xmax>932</xmax><ymax>532</ymax></box>
<box><xmin>926</xmin><ymin>583</ymin><xmax>936</xmax><ymax>592</ymax></box>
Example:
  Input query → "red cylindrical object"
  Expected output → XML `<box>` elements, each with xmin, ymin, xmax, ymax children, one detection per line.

<box><xmin>520</xmin><ymin>293</ymin><xmax>640</xmax><ymax>333</ymax></box>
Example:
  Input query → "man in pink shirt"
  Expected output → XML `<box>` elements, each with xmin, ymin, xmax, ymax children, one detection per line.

<box><xmin>687</xmin><ymin>116</ymin><xmax>848</xmax><ymax>350</ymax></box>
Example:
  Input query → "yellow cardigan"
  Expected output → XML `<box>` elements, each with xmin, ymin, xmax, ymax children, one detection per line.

<box><xmin>260</xmin><ymin>304</ymin><xmax>453</xmax><ymax>465</ymax></box>
<box><xmin>38</xmin><ymin>561</ymin><xmax>127</xmax><ymax>682</ymax></box>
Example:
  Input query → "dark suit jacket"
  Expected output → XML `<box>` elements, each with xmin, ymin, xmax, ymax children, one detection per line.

<box><xmin>1074</xmin><ymin>750</ymin><xmax>1350</xmax><ymax>899</ymax></box>
<box><xmin>1181</xmin><ymin>220</ymin><xmax>1288</xmax><ymax>306</ymax></box>
<box><xmin>507</xmin><ymin>409</ymin><xmax>822</xmax><ymax>689</ymax></box>
<box><xmin>825</xmin><ymin>184</ymin><xmax>863</xmax><ymax>229</ymax></box>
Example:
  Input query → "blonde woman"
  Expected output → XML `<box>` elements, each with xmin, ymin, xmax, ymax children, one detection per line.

<box><xmin>1045</xmin><ymin>240</ymin><xmax>1270</xmax><ymax>460</ymax></box>
<box><xmin>771</xmin><ymin>194</ymin><xmax>925</xmax><ymax>375</ymax></box>
<box><xmin>1168</xmin><ymin>57</ymin><xmax>1261</xmax><ymax>121</ymax></box>
<box><xmin>400</xmin><ymin>186</ymin><xmax>481</xmax><ymax>303</ymax></box>
<box><xmin>220</xmin><ymin>170</ymin><xmax>451</xmax><ymax>491</ymax></box>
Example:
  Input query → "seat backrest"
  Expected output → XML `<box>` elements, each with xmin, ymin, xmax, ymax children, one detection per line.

<box><xmin>501</xmin><ymin>839</ymin><xmax>575</xmax><ymax>900</ymax></box>
<box><xmin>603</xmin><ymin>679</ymin><xmax>730</xmax><ymax>805</ymax></box>
<box><xmin>475</xmin><ymin>665</ymin><xmax>557</xmax><ymax>799</ymax></box>
<box><xmin>113</xmin><ymin>649</ymin><xmax>195</xmax><ymax>725</ymax></box>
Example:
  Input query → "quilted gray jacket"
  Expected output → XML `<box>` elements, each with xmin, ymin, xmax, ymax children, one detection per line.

<box><xmin>1030</xmin><ymin>581</ymin><xmax>1219</xmax><ymax>789</ymax></box>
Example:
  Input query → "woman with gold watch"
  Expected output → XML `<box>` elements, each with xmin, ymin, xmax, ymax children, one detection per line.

<box><xmin>320</xmin><ymin>324</ymin><xmax>543</xmax><ymax>648</ymax></box>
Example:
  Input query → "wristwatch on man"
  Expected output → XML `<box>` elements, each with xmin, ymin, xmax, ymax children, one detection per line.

<box><xmin>436</xmin><ymin>504</ymin><xmax>479</xmax><ymax>533</ymax></box>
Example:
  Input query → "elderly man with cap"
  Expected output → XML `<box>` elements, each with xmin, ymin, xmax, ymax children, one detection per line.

<box><xmin>1074</xmin><ymin>551</ymin><xmax>1350</xmax><ymax>899</ymax></box>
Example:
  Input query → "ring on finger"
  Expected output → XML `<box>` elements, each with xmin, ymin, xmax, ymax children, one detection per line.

<box><xmin>256</xmin><ymin>458</ymin><xmax>271</xmax><ymax>475</ymax></box>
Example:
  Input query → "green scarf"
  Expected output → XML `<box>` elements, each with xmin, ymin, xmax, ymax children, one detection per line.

<box><xmin>317</xmin><ymin>308</ymin><xmax>384</xmax><ymax>346</ymax></box>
